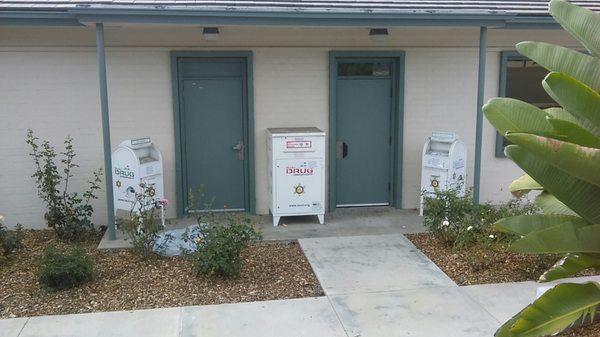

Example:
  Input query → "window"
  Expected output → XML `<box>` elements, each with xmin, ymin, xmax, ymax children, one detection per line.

<box><xmin>337</xmin><ymin>62</ymin><xmax>391</xmax><ymax>77</ymax></box>
<box><xmin>495</xmin><ymin>52</ymin><xmax>557</xmax><ymax>157</ymax></box>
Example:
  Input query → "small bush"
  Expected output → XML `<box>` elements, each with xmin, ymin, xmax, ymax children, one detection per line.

<box><xmin>423</xmin><ymin>188</ymin><xmax>538</xmax><ymax>249</ymax></box>
<box><xmin>0</xmin><ymin>215</ymin><xmax>25</xmax><ymax>257</ymax></box>
<box><xmin>26</xmin><ymin>129</ymin><xmax>103</xmax><ymax>240</ymax></box>
<box><xmin>0</xmin><ymin>224</ymin><xmax>25</xmax><ymax>256</ymax></box>
<box><xmin>38</xmin><ymin>245</ymin><xmax>94</xmax><ymax>291</ymax></box>
<box><xmin>190</xmin><ymin>216</ymin><xmax>261</xmax><ymax>277</ymax></box>
<box><xmin>118</xmin><ymin>183</ymin><xmax>169</xmax><ymax>258</ymax></box>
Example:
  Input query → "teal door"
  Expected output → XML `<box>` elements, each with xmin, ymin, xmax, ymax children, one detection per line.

<box><xmin>335</xmin><ymin>60</ymin><xmax>394</xmax><ymax>207</ymax></box>
<box><xmin>178</xmin><ymin>59</ymin><xmax>247</xmax><ymax>211</ymax></box>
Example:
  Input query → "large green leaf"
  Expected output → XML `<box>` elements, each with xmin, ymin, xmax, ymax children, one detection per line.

<box><xmin>496</xmin><ymin>314</ymin><xmax>520</xmax><ymax>337</ymax></box>
<box><xmin>516</xmin><ymin>41</ymin><xmax>600</xmax><ymax>91</ymax></box>
<box><xmin>545</xmin><ymin>107</ymin><xmax>578</xmax><ymax>123</ymax></box>
<box><xmin>495</xmin><ymin>214</ymin><xmax>588</xmax><ymax>236</ymax></box>
<box><xmin>543</xmin><ymin>72</ymin><xmax>600</xmax><ymax>132</ymax></box>
<box><xmin>547</xmin><ymin>106</ymin><xmax>600</xmax><ymax>139</ymax></box>
<box><xmin>546</xmin><ymin>117</ymin><xmax>600</xmax><ymax>148</ymax></box>
<box><xmin>506</xmin><ymin>133</ymin><xmax>600</xmax><ymax>187</ymax></box>
<box><xmin>510</xmin><ymin>222</ymin><xmax>600</xmax><ymax>254</ymax></box>
<box><xmin>535</xmin><ymin>192</ymin><xmax>578</xmax><ymax>217</ymax></box>
<box><xmin>499</xmin><ymin>282</ymin><xmax>600</xmax><ymax>337</ymax></box>
<box><xmin>509</xmin><ymin>174</ymin><xmax>543</xmax><ymax>197</ymax></box>
<box><xmin>506</xmin><ymin>145</ymin><xmax>600</xmax><ymax>223</ymax></box>
<box><xmin>483</xmin><ymin>98</ymin><xmax>556</xmax><ymax>136</ymax></box>
<box><xmin>550</xmin><ymin>0</ymin><xmax>600</xmax><ymax>57</ymax></box>
<box><xmin>540</xmin><ymin>253</ymin><xmax>600</xmax><ymax>282</ymax></box>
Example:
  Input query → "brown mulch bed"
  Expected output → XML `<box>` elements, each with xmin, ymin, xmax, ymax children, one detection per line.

<box><xmin>559</xmin><ymin>323</ymin><xmax>600</xmax><ymax>337</ymax></box>
<box><xmin>0</xmin><ymin>230</ymin><xmax>323</xmax><ymax>319</ymax></box>
<box><xmin>406</xmin><ymin>233</ymin><xmax>596</xmax><ymax>286</ymax></box>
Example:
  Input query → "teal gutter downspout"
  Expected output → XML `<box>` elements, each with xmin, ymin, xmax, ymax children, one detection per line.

<box><xmin>95</xmin><ymin>23</ymin><xmax>116</xmax><ymax>240</ymax></box>
<box><xmin>473</xmin><ymin>26</ymin><xmax>488</xmax><ymax>204</ymax></box>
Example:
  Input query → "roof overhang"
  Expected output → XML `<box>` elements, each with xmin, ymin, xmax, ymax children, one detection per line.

<box><xmin>0</xmin><ymin>7</ymin><xmax>560</xmax><ymax>29</ymax></box>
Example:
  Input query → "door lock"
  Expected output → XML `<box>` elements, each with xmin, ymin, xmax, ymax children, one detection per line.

<box><xmin>233</xmin><ymin>141</ymin><xmax>245</xmax><ymax>161</ymax></box>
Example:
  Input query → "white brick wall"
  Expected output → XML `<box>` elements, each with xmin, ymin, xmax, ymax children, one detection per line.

<box><xmin>0</xmin><ymin>50</ymin><xmax>176</xmax><ymax>228</ymax></box>
<box><xmin>0</xmin><ymin>51</ymin><xmax>103</xmax><ymax>228</ymax></box>
<box><xmin>253</xmin><ymin>48</ymin><xmax>330</xmax><ymax>214</ymax></box>
<box><xmin>402</xmin><ymin>49</ymin><xmax>479</xmax><ymax>207</ymax></box>
<box><xmin>0</xmin><ymin>26</ymin><xmax>581</xmax><ymax>228</ymax></box>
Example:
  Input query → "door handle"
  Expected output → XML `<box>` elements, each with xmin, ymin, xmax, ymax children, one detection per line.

<box><xmin>336</xmin><ymin>140</ymin><xmax>349</xmax><ymax>159</ymax></box>
<box><xmin>232</xmin><ymin>141</ymin><xmax>245</xmax><ymax>161</ymax></box>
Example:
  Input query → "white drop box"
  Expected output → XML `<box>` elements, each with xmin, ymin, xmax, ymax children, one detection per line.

<box><xmin>419</xmin><ymin>131</ymin><xmax>467</xmax><ymax>216</ymax></box>
<box><xmin>267</xmin><ymin>128</ymin><xmax>326</xmax><ymax>226</ymax></box>
<box><xmin>112</xmin><ymin>138</ymin><xmax>164</xmax><ymax>214</ymax></box>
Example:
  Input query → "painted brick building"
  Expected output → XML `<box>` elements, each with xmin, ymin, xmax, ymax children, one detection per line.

<box><xmin>0</xmin><ymin>0</ymin><xmax>594</xmax><ymax>233</ymax></box>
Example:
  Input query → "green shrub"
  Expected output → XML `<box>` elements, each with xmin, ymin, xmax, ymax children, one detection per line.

<box><xmin>118</xmin><ymin>183</ymin><xmax>169</xmax><ymax>258</ymax></box>
<box><xmin>26</xmin><ymin>130</ymin><xmax>102</xmax><ymax>240</ymax></box>
<box><xmin>0</xmin><ymin>223</ymin><xmax>24</xmax><ymax>256</ymax></box>
<box><xmin>191</xmin><ymin>216</ymin><xmax>261</xmax><ymax>277</ymax></box>
<box><xmin>423</xmin><ymin>188</ymin><xmax>473</xmax><ymax>245</ymax></box>
<box><xmin>0</xmin><ymin>215</ymin><xmax>24</xmax><ymax>257</ymax></box>
<box><xmin>423</xmin><ymin>188</ymin><xmax>538</xmax><ymax>249</ymax></box>
<box><xmin>38</xmin><ymin>245</ymin><xmax>94</xmax><ymax>291</ymax></box>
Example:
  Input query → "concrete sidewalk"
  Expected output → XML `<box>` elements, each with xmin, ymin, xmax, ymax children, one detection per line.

<box><xmin>300</xmin><ymin>234</ymin><xmax>499</xmax><ymax>337</ymax></box>
<box><xmin>98</xmin><ymin>207</ymin><xmax>425</xmax><ymax>249</ymax></box>
<box><xmin>1</xmin><ymin>297</ymin><xmax>347</xmax><ymax>337</ymax></box>
<box><xmin>299</xmin><ymin>234</ymin><xmax>600</xmax><ymax>337</ymax></box>
<box><xmin>4</xmin><ymin>234</ymin><xmax>600</xmax><ymax>337</ymax></box>
<box><xmin>462</xmin><ymin>275</ymin><xmax>600</xmax><ymax>323</ymax></box>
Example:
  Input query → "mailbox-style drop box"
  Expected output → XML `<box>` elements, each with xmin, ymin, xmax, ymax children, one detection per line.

<box><xmin>267</xmin><ymin>128</ymin><xmax>326</xmax><ymax>226</ymax></box>
<box><xmin>419</xmin><ymin>132</ymin><xmax>467</xmax><ymax>216</ymax></box>
<box><xmin>112</xmin><ymin>137</ymin><xmax>164</xmax><ymax>214</ymax></box>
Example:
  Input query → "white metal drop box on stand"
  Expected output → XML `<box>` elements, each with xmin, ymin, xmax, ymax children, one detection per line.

<box><xmin>419</xmin><ymin>131</ymin><xmax>467</xmax><ymax>216</ymax></box>
<box><xmin>267</xmin><ymin>128</ymin><xmax>326</xmax><ymax>226</ymax></box>
<box><xmin>112</xmin><ymin>137</ymin><xmax>164</xmax><ymax>214</ymax></box>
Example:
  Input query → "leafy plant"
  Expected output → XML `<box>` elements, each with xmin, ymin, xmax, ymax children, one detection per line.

<box><xmin>26</xmin><ymin>130</ymin><xmax>103</xmax><ymax>240</ymax></box>
<box><xmin>483</xmin><ymin>1</ymin><xmax>600</xmax><ymax>335</ymax></box>
<box><xmin>37</xmin><ymin>244</ymin><xmax>94</xmax><ymax>291</ymax></box>
<box><xmin>190</xmin><ymin>214</ymin><xmax>261</xmax><ymax>277</ymax></box>
<box><xmin>118</xmin><ymin>183</ymin><xmax>169</xmax><ymax>258</ymax></box>
<box><xmin>1</xmin><ymin>225</ymin><xmax>24</xmax><ymax>257</ymax></box>
<box><xmin>187</xmin><ymin>185</ymin><xmax>216</xmax><ymax>216</ymax></box>
<box><xmin>0</xmin><ymin>215</ymin><xmax>24</xmax><ymax>257</ymax></box>
<box><xmin>423</xmin><ymin>188</ymin><xmax>537</xmax><ymax>249</ymax></box>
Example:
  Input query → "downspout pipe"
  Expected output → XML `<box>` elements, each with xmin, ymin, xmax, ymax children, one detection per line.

<box><xmin>95</xmin><ymin>23</ymin><xmax>116</xmax><ymax>240</ymax></box>
<box><xmin>473</xmin><ymin>26</ymin><xmax>488</xmax><ymax>205</ymax></box>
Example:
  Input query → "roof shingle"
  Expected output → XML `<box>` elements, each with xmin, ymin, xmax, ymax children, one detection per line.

<box><xmin>1</xmin><ymin>0</ymin><xmax>599</xmax><ymax>16</ymax></box>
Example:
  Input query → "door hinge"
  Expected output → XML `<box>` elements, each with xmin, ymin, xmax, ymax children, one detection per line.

<box><xmin>388</xmin><ymin>183</ymin><xmax>391</xmax><ymax>192</ymax></box>
<box><xmin>389</xmin><ymin>136</ymin><xmax>392</xmax><ymax>145</ymax></box>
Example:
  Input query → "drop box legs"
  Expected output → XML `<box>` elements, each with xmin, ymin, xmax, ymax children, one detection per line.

<box><xmin>272</xmin><ymin>216</ymin><xmax>281</xmax><ymax>227</ymax></box>
<box><xmin>271</xmin><ymin>214</ymin><xmax>325</xmax><ymax>226</ymax></box>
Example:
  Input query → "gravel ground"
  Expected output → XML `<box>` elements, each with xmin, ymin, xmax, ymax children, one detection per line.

<box><xmin>406</xmin><ymin>233</ymin><xmax>596</xmax><ymax>285</ymax></box>
<box><xmin>0</xmin><ymin>230</ymin><xmax>323</xmax><ymax>318</ymax></box>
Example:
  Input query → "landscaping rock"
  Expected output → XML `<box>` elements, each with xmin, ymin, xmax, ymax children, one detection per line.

<box><xmin>153</xmin><ymin>224</ymin><xmax>204</xmax><ymax>257</ymax></box>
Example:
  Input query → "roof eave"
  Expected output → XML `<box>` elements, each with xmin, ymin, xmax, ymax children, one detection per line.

<box><xmin>0</xmin><ymin>7</ymin><xmax>559</xmax><ymax>28</ymax></box>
